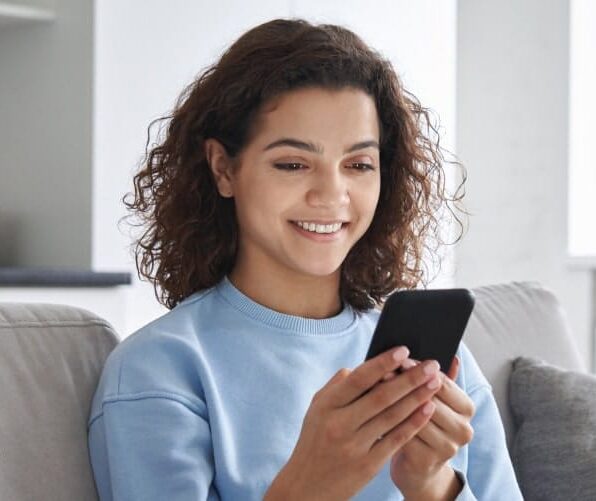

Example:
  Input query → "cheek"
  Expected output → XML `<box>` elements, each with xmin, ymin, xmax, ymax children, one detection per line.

<box><xmin>235</xmin><ymin>177</ymin><xmax>292</xmax><ymax>223</ymax></box>
<box><xmin>355</xmin><ymin>176</ymin><xmax>381</xmax><ymax>218</ymax></box>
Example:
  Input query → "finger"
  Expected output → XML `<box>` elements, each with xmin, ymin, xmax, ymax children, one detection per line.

<box><xmin>383</xmin><ymin>358</ymin><xmax>417</xmax><ymax>381</ymax></box>
<box><xmin>426</xmin><ymin>397</ymin><xmax>475</xmax><ymax>446</ymax></box>
<box><xmin>427</xmin><ymin>395</ymin><xmax>453</xmax><ymax>430</ymax></box>
<box><xmin>328</xmin><ymin>346</ymin><xmax>410</xmax><ymax>407</ymax></box>
<box><xmin>367</xmin><ymin>399</ymin><xmax>435</xmax><ymax>467</ymax></box>
<box><xmin>401</xmin><ymin>358</ymin><xmax>419</xmax><ymax>370</ymax></box>
<box><xmin>349</xmin><ymin>360</ymin><xmax>441</xmax><ymax>426</ymax></box>
<box><xmin>380</xmin><ymin>356</ymin><xmax>418</xmax><ymax>379</ymax></box>
<box><xmin>447</xmin><ymin>355</ymin><xmax>460</xmax><ymax>381</ymax></box>
<box><xmin>390</xmin><ymin>434</ymin><xmax>440</xmax><ymax>478</ymax></box>
<box><xmin>416</xmin><ymin>420</ymin><xmax>460</xmax><ymax>461</ymax></box>
<box><xmin>328</xmin><ymin>368</ymin><xmax>350</xmax><ymax>385</ymax></box>
<box><xmin>434</xmin><ymin>375</ymin><xmax>476</xmax><ymax>418</ymax></box>
<box><xmin>390</xmin><ymin>435</ymin><xmax>434</xmax><ymax>471</ymax></box>
<box><xmin>381</xmin><ymin>356</ymin><xmax>417</xmax><ymax>379</ymax></box>
<box><xmin>351</xmin><ymin>363</ymin><xmax>442</xmax><ymax>436</ymax></box>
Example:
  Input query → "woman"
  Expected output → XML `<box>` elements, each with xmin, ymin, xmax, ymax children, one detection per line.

<box><xmin>87</xmin><ymin>18</ymin><xmax>522</xmax><ymax>500</ymax></box>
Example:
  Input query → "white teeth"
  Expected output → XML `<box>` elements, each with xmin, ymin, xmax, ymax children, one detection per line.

<box><xmin>295</xmin><ymin>221</ymin><xmax>343</xmax><ymax>234</ymax></box>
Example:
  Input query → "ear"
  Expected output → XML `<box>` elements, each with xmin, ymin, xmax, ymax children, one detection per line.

<box><xmin>204</xmin><ymin>138</ymin><xmax>235</xmax><ymax>198</ymax></box>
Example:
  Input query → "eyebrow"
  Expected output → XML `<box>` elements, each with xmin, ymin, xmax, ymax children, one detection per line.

<box><xmin>263</xmin><ymin>138</ymin><xmax>379</xmax><ymax>154</ymax></box>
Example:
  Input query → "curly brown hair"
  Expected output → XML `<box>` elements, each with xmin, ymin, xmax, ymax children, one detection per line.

<box><xmin>122</xmin><ymin>18</ymin><xmax>467</xmax><ymax>313</ymax></box>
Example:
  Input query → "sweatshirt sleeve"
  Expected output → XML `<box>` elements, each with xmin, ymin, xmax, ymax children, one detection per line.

<box><xmin>88</xmin><ymin>392</ymin><xmax>220</xmax><ymax>501</ymax></box>
<box><xmin>455</xmin><ymin>384</ymin><xmax>523</xmax><ymax>500</ymax></box>
<box><xmin>449</xmin><ymin>343</ymin><xmax>523</xmax><ymax>500</ymax></box>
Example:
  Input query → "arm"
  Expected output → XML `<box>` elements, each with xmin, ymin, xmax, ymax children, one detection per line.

<box><xmin>88</xmin><ymin>393</ymin><xmax>220</xmax><ymax>501</ymax></box>
<box><xmin>450</xmin><ymin>342</ymin><xmax>523</xmax><ymax>500</ymax></box>
<box><xmin>458</xmin><ymin>384</ymin><xmax>523</xmax><ymax>500</ymax></box>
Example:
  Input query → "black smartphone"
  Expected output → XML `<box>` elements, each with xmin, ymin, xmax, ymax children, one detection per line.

<box><xmin>365</xmin><ymin>288</ymin><xmax>475</xmax><ymax>373</ymax></box>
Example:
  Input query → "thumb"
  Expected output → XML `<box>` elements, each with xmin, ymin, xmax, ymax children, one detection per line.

<box><xmin>447</xmin><ymin>355</ymin><xmax>460</xmax><ymax>381</ymax></box>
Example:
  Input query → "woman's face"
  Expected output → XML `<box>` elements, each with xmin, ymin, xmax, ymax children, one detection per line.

<box><xmin>211</xmin><ymin>86</ymin><xmax>381</xmax><ymax>281</ymax></box>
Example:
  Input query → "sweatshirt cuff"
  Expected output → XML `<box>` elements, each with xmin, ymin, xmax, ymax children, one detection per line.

<box><xmin>453</xmin><ymin>468</ymin><xmax>476</xmax><ymax>501</ymax></box>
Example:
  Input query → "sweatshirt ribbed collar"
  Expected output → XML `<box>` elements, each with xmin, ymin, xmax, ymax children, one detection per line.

<box><xmin>215</xmin><ymin>275</ymin><xmax>357</xmax><ymax>335</ymax></box>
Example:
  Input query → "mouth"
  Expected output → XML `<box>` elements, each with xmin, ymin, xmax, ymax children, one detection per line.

<box><xmin>289</xmin><ymin>220</ymin><xmax>350</xmax><ymax>240</ymax></box>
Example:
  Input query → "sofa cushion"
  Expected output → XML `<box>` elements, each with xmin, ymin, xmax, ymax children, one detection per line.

<box><xmin>509</xmin><ymin>356</ymin><xmax>596</xmax><ymax>500</ymax></box>
<box><xmin>0</xmin><ymin>302</ymin><xmax>119</xmax><ymax>501</ymax></box>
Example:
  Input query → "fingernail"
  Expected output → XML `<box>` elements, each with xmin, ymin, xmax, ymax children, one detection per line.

<box><xmin>423</xmin><ymin>361</ymin><xmax>440</xmax><ymax>375</ymax></box>
<box><xmin>427</xmin><ymin>376</ymin><xmax>441</xmax><ymax>390</ymax></box>
<box><xmin>393</xmin><ymin>346</ymin><xmax>409</xmax><ymax>361</ymax></box>
<box><xmin>401</xmin><ymin>359</ymin><xmax>416</xmax><ymax>369</ymax></box>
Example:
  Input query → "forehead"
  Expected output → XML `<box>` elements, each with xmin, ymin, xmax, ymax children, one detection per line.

<box><xmin>247</xmin><ymin>87</ymin><xmax>380</xmax><ymax>148</ymax></box>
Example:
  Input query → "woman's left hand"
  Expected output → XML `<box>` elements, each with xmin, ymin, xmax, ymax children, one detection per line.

<box><xmin>387</xmin><ymin>356</ymin><xmax>476</xmax><ymax>500</ymax></box>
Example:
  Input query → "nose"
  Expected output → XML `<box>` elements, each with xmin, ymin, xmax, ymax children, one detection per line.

<box><xmin>305</xmin><ymin>166</ymin><xmax>350</xmax><ymax>209</ymax></box>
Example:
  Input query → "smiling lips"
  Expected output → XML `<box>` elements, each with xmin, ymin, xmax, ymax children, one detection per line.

<box><xmin>290</xmin><ymin>220</ymin><xmax>349</xmax><ymax>240</ymax></box>
<box><xmin>293</xmin><ymin>221</ymin><xmax>343</xmax><ymax>234</ymax></box>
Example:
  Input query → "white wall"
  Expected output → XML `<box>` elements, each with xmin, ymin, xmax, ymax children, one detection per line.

<box><xmin>456</xmin><ymin>0</ymin><xmax>593</xmax><ymax>368</ymax></box>
<box><xmin>569</xmin><ymin>0</ymin><xmax>596</xmax><ymax>257</ymax></box>
<box><xmin>93</xmin><ymin>0</ymin><xmax>457</xmax><ymax>337</ymax></box>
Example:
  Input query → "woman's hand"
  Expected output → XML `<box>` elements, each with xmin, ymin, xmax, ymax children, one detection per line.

<box><xmin>264</xmin><ymin>346</ymin><xmax>444</xmax><ymax>501</ymax></box>
<box><xmin>387</xmin><ymin>356</ymin><xmax>476</xmax><ymax>500</ymax></box>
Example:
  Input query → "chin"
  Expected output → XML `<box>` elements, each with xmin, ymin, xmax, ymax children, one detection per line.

<box><xmin>293</xmin><ymin>262</ymin><xmax>343</xmax><ymax>279</ymax></box>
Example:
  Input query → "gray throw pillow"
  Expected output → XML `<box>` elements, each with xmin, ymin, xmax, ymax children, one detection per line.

<box><xmin>509</xmin><ymin>356</ymin><xmax>596</xmax><ymax>500</ymax></box>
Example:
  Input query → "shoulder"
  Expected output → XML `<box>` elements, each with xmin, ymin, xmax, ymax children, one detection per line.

<box><xmin>94</xmin><ymin>287</ymin><xmax>218</xmax><ymax>402</ymax></box>
<box><xmin>454</xmin><ymin>341</ymin><xmax>492</xmax><ymax>395</ymax></box>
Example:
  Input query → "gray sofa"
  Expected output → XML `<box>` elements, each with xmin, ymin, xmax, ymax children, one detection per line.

<box><xmin>0</xmin><ymin>281</ymin><xmax>591</xmax><ymax>500</ymax></box>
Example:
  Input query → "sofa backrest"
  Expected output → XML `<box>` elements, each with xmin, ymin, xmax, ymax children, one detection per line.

<box><xmin>0</xmin><ymin>302</ymin><xmax>119</xmax><ymax>501</ymax></box>
<box><xmin>464</xmin><ymin>281</ymin><xmax>585</xmax><ymax>448</ymax></box>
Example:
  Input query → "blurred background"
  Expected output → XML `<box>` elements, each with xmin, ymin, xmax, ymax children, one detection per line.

<box><xmin>0</xmin><ymin>0</ymin><xmax>594</xmax><ymax>370</ymax></box>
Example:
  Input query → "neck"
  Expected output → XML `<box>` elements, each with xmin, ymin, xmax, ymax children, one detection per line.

<box><xmin>228</xmin><ymin>264</ymin><xmax>343</xmax><ymax>319</ymax></box>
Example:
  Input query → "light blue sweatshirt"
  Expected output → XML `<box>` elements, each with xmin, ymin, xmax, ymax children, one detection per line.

<box><xmin>88</xmin><ymin>276</ymin><xmax>523</xmax><ymax>500</ymax></box>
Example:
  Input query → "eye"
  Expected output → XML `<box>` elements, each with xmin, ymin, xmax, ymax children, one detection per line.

<box><xmin>348</xmin><ymin>162</ymin><xmax>376</xmax><ymax>171</ymax></box>
<box><xmin>273</xmin><ymin>163</ymin><xmax>306</xmax><ymax>171</ymax></box>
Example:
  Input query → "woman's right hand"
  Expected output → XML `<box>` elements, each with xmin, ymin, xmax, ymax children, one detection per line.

<box><xmin>264</xmin><ymin>346</ymin><xmax>443</xmax><ymax>501</ymax></box>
